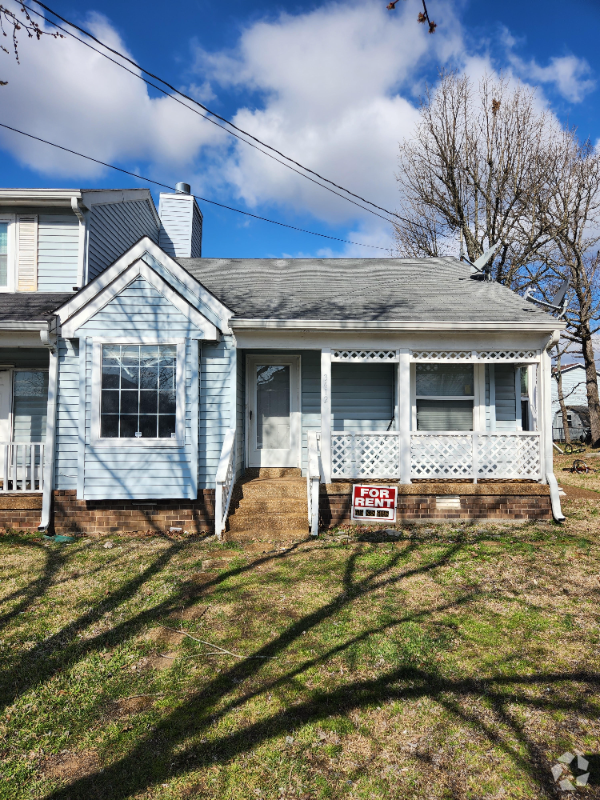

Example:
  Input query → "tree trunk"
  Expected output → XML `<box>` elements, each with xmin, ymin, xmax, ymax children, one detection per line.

<box><xmin>581</xmin><ymin>323</ymin><xmax>600</xmax><ymax>446</ymax></box>
<box><xmin>555</xmin><ymin>351</ymin><xmax>571</xmax><ymax>444</ymax></box>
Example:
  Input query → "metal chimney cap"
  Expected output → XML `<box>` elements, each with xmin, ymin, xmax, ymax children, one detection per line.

<box><xmin>175</xmin><ymin>182</ymin><xmax>191</xmax><ymax>194</ymax></box>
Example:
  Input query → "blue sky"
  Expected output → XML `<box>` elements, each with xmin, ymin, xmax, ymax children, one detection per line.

<box><xmin>1</xmin><ymin>0</ymin><xmax>599</xmax><ymax>258</ymax></box>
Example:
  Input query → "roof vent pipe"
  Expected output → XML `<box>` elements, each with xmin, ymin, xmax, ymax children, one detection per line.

<box><xmin>175</xmin><ymin>182</ymin><xmax>191</xmax><ymax>194</ymax></box>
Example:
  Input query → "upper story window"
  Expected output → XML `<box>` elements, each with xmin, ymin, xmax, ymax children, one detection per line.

<box><xmin>0</xmin><ymin>222</ymin><xmax>8</xmax><ymax>287</ymax></box>
<box><xmin>416</xmin><ymin>364</ymin><xmax>474</xmax><ymax>431</ymax></box>
<box><xmin>100</xmin><ymin>344</ymin><xmax>177</xmax><ymax>439</ymax></box>
<box><xmin>0</xmin><ymin>218</ymin><xmax>13</xmax><ymax>289</ymax></box>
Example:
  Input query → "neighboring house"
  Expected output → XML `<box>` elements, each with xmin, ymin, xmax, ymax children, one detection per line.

<box><xmin>551</xmin><ymin>363</ymin><xmax>593</xmax><ymax>440</ymax></box>
<box><xmin>0</xmin><ymin>184</ymin><xmax>565</xmax><ymax>535</ymax></box>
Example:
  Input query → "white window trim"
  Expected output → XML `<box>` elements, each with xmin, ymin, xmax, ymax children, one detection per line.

<box><xmin>0</xmin><ymin>214</ymin><xmax>16</xmax><ymax>292</ymax></box>
<box><xmin>414</xmin><ymin>362</ymin><xmax>479</xmax><ymax>433</ymax></box>
<box><xmin>90</xmin><ymin>337</ymin><xmax>186</xmax><ymax>448</ymax></box>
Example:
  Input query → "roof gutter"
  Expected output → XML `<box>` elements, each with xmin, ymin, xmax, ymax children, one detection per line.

<box><xmin>0</xmin><ymin>321</ymin><xmax>50</xmax><ymax>330</ymax></box>
<box><xmin>229</xmin><ymin>318</ymin><xmax>566</xmax><ymax>332</ymax></box>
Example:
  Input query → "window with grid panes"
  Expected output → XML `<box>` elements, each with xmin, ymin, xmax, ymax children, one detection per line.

<box><xmin>100</xmin><ymin>344</ymin><xmax>177</xmax><ymax>439</ymax></box>
<box><xmin>415</xmin><ymin>364</ymin><xmax>474</xmax><ymax>431</ymax></box>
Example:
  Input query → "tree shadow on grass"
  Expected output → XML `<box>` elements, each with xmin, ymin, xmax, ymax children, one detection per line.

<box><xmin>0</xmin><ymin>536</ymin><xmax>68</xmax><ymax>626</ymax></box>
<box><xmin>1</xmin><ymin>534</ymin><xmax>596</xmax><ymax>800</ymax></box>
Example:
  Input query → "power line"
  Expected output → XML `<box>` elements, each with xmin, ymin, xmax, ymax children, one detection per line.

<box><xmin>21</xmin><ymin>2</ymin><xmax>393</xmax><ymax>227</ymax></box>
<box><xmin>24</xmin><ymin>0</ymin><xmax>401</xmax><ymax>225</ymax></box>
<box><xmin>0</xmin><ymin>121</ymin><xmax>393</xmax><ymax>252</ymax></box>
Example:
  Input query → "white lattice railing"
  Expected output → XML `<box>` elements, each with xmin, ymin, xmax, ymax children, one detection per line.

<box><xmin>0</xmin><ymin>443</ymin><xmax>45</xmax><ymax>493</ymax></box>
<box><xmin>411</xmin><ymin>350</ymin><xmax>539</xmax><ymax>362</ymax></box>
<box><xmin>307</xmin><ymin>431</ymin><xmax>321</xmax><ymax>536</ymax></box>
<box><xmin>215</xmin><ymin>429</ymin><xmax>236</xmax><ymax>538</ymax></box>
<box><xmin>331</xmin><ymin>432</ymin><xmax>401</xmax><ymax>479</ymax></box>
<box><xmin>410</xmin><ymin>432</ymin><xmax>542</xmax><ymax>481</ymax></box>
<box><xmin>329</xmin><ymin>431</ymin><xmax>541</xmax><ymax>481</ymax></box>
<box><xmin>332</xmin><ymin>350</ymin><xmax>398</xmax><ymax>362</ymax></box>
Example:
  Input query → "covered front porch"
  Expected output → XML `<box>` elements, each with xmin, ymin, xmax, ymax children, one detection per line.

<box><xmin>0</xmin><ymin>347</ymin><xmax>50</xmax><ymax>494</ymax></box>
<box><xmin>215</xmin><ymin>344</ymin><xmax>556</xmax><ymax>536</ymax></box>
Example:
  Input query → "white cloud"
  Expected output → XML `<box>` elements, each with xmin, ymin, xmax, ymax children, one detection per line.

<box><xmin>193</xmin><ymin>0</ymin><xmax>464</xmax><ymax>227</ymax></box>
<box><xmin>501</xmin><ymin>29</ymin><xmax>595</xmax><ymax>103</ymax></box>
<box><xmin>0</xmin><ymin>0</ymin><xmax>594</xmax><ymax>257</ymax></box>
<box><xmin>0</xmin><ymin>4</ymin><xmax>226</xmax><ymax>179</ymax></box>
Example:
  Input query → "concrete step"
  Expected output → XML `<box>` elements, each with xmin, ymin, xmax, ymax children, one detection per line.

<box><xmin>243</xmin><ymin>467</ymin><xmax>302</xmax><ymax>479</ymax></box>
<box><xmin>234</xmin><ymin>480</ymin><xmax>306</xmax><ymax>501</ymax></box>
<box><xmin>227</xmin><ymin>512</ymin><xmax>308</xmax><ymax>533</ymax></box>
<box><xmin>230</xmin><ymin>498</ymin><xmax>307</xmax><ymax>516</ymax></box>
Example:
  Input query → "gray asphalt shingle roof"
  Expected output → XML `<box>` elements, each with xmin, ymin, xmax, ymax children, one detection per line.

<box><xmin>0</xmin><ymin>293</ymin><xmax>75</xmax><ymax>322</ymax></box>
<box><xmin>177</xmin><ymin>256</ymin><xmax>548</xmax><ymax>322</ymax></box>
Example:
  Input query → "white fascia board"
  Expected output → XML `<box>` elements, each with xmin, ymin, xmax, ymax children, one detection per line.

<box><xmin>141</xmin><ymin>250</ymin><xmax>231</xmax><ymax>332</ymax></box>
<box><xmin>229</xmin><ymin>318</ymin><xmax>565</xmax><ymax>332</ymax></box>
<box><xmin>61</xmin><ymin>258</ymin><xmax>219</xmax><ymax>340</ymax></box>
<box><xmin>56</xmin><ymin>237</ymin><xmax>231</xmax><ymax>333</ymax></box>
<box><xmin>0</xmin><ymin>189</ymin><xmax>82</xmax><ymax>207</ymax></box>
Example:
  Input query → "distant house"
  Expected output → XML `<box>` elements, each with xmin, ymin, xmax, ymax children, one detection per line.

<box><xmin>551</xmin><ymin>364</ymin><xmax>593</xmax><ymax>440</ymax></box>
<box><xmin>0</xmin><ymin>183</ymin><xmax>566</xmax><ymax>535</ymax></box>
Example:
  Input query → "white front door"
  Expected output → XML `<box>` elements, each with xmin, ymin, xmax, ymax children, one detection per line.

<box><xmin>0</xmin><ymin>371</ymin><xmax>12</xmax><ymax>441</ymax></box>
<box><xmin>247</xmin><ymin>355</ymin><xmax>300</xmax><ymax>468</ymax></box>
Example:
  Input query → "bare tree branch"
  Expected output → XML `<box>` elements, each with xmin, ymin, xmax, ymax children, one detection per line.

<box><xmin>386</xmin><ymin>0</ymin><xmax>437</xmax><ymax>33</ymax></box>
<box><xmin>0</xmin><ymin>0</ymin><xmax>62</xmax><ymax>85</ymax></box>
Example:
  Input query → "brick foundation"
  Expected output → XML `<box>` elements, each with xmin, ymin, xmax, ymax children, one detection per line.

<box><xmin>0</xmin><ymin>494</ymin><xmax>43</xmax><ymax>531</ymax></box>
<box><xmin>52</xmin><ymin>490</ymin><xmax>216</xmax><ymax>535</ymax></box>
<box><xmin>320</xmin><ymin>482</ymin><xmax>553</xmax><ymax>527</ymax></box>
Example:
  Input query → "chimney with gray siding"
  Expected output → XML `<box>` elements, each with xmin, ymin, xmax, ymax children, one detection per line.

<box><xmin>158</xmin><ymin>184</ymin><xmax>202</xmax><ymax>258</ymax></box>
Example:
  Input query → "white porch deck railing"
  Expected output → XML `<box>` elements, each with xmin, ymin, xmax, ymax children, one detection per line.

<box><xmin>331</xmin><ymin>432</ymin><xmax>541</xmax><ymax>482</ymax></box>
<box><xmin>0</xmin><ymin>443</ymin><xmax>45</xmax><ymax>492</ymax></box>
<box><xmin>215</xmin><ymin>429</ymin><xmax>236</xmax><ymax>538</ymax></box>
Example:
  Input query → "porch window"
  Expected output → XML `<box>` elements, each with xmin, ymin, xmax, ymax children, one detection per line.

<box><xmin>416</xmin><ymin>364</ymin><xmax>474</xmax><ymax>431</ymax></box>
<box><xmin>100</xmin><ymin>344</ymin><xmax>177</xmax><ymax>439</ymax></box>
<box><xmin>12</xmin><ymin>371</ymin><xmax>48</xmax><ymax>441</ymax></box>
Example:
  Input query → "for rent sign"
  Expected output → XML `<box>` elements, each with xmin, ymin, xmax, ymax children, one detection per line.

<box><xmin>351</xmin><ymin>485</ymin><xmax>397</xmax><ymax>523</ymax></box>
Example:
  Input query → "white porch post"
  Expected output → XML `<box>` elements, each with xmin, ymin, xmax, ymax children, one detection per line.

<box><xmin>398</xmin><ymin>349</ymin><xmax>411</xmax><ymax>484</ymax></box>
<box><xmin>321</xmin><ymin>348</ymin><xmax>332</xmax><ymax>484</ymax></box>
<box><xmin>539</xmin><ymin>349</ymin><xmax>553</xmax><ymax>482</ymax></box>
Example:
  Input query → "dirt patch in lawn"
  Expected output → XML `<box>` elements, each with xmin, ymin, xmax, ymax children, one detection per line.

<box><xmin>560</xmin><ymin>484</ymin><xmax>600</xmax><ymax>499</ymax></box>
<box><xmin>111</xmin><ymin>695</ymin><xmax>156</xmax><ymax>717</ymax></box>
<box><xmin>41</xmin><ymin>749</ymin><xmax>100</xmax><ymax>782</ymax></box>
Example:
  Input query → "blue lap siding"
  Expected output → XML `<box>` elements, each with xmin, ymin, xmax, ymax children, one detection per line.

<box><xmin>55</xmin><ymin>275</ymin><xmax>214</xmax><ymax>499</ymax></box>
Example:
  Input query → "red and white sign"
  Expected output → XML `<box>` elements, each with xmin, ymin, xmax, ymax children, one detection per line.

<box><xmin>351</xmin><ymin>485</ymin><xmax>397</xmax><ymax>523</ymax></box>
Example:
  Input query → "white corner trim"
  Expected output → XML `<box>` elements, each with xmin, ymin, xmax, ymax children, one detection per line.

<box><xmin>89</xmin><ymin>338</ymin><xmax>187</xmax><ymax>448</ymax></box>
<box><xmin>140</xmin><ymin>251</ymin><xmax>231</xmax><ymax>332</ymax></box>
<box><xmin>60</xmin><ymin>258</ymin><xmax>219</xmax><ymax>339</ymax></box>
<box><xmin>56</xmin><ymin>237</ymin><xmax>232</xmax><ymax>331</ymax></box>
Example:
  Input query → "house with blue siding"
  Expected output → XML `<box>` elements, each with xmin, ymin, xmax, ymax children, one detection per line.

<box><xmin>0</xmin><ymin>184</ymin><xmax>566</xmax><ymax>537</ymax></box>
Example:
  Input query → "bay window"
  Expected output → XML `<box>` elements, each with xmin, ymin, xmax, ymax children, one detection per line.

<box><xmin>416</xmin><ymin>364</ymin><xmax>474</xmax><ymax>431</ymax></box>
<box><xmin>93</xmin><ymin>341</ymin><xmax>184</xmax><ymax>444</ymax></box>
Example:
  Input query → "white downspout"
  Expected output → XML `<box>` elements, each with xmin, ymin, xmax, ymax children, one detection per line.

<box><xmin>71</xmin><ymin>197</ymin><xmax>87</xmax><ymax>290</ymax></box>
<box><xmin>542</xmin><ymin>331</ymin><xmax>565</xmax><ymax>522</ymax></box>
<box><xmin>38</xmin><ymin>324</ymin><xmax>59</xmax><ymax>531</ymax></box>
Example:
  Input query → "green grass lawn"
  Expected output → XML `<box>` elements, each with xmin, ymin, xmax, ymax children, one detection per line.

<box><xmin>1</xmin><ymin>507</ymin><xmax>600</xmax><ymax>799</ymax></box>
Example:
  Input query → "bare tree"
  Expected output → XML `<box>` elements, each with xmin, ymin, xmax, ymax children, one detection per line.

<box><xmin>394</xmin><ymin>72</ymin><xmax>563</xmax><ymax>290</ymax></box>
<box><xmin>543</xmin><ymin>134</ymin><xmax>600</xmax><ymax>445</ymax></box>
<box><xmin>0</xmin><ymin>0</ymin><xmax>61</xmax><ymax>85</ymax></box>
